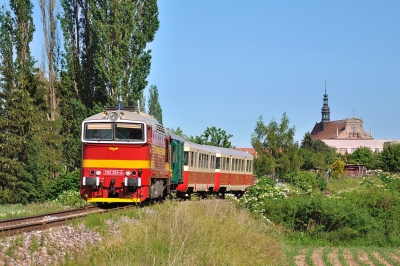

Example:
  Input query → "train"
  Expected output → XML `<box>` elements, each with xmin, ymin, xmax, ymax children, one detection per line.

<box><xmin>80</xmin><ymin>103</ymin><xmax>254</xmax><ymax>203</ymax></box>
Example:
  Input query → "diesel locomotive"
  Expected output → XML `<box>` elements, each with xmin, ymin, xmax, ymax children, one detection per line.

<box><xmin>80</xmin><ymin>104</ymin><xmax>254</xmax><ymax>203</ymax></box>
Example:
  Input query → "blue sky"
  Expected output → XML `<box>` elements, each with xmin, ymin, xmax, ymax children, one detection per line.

<box><xmin>29</xmin><ymin>1</ymin><xmax>400</xmax><ymax>147</ymax></box>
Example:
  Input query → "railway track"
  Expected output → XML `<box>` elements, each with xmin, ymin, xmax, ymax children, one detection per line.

<box><xmin>0</xmin><ymin>205</ymin><xmax>131</xmax><ymax>237</ymax></box>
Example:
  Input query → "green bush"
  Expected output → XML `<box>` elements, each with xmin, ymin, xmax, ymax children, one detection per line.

<box><xmin>283</xmin><ymin>171</ymin><xmax>327</xmax><ymax>193</ymax></box>
<box><xmin>238</xmin><ymin>174</ymin><xmax>400</xmax><ymax>247</ymax></box>
<box><xmin>45</xmin><ymin>170</ymin><xmax>81</xmax><ymax>200</ymax></box>
<box><xmin>376</xmin><ymin>170</ymin><xmax>400</xmax><ymax>191</ymax></box>
<box><xmin>53</xmin><ymin>190</ymin><xmax>88</xmax><ymax>207</ymax></box>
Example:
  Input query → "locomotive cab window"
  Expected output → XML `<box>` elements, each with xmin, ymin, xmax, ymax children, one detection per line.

<box><xmin>115</xmin><ymin>123</ymin><xmax>143</xmax><ymax>140</ymax></box>
<box><xmin>84</xmin><ymin>122</ymin><xmax>144</xmax><ymax>142</ymax></box>
<box><xmin>85</xmin><ymin>123</ymin><xmax>112</xmax><ymax>140</ymax></box>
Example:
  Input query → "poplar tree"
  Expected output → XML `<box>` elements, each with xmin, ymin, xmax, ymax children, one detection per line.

<box><xmin>147</xmin><ymin>84</ymin><xmax>163</xmax><ymax>124</ymax></box>
<box><xmin>60</xmin><ymin>0</ymin><xmax>159</xmax><ymax>108</ymax></box>
<box><xmin>0</xmin><ymin>0</ymin><xmax>48</xmax><ymax>203</ymax></box>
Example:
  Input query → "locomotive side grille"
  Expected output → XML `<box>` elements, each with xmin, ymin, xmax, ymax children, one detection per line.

<box><xmin>157</xmin><ymin>124</ymin><xmax>165</xmax><ymax>133</ymax></box>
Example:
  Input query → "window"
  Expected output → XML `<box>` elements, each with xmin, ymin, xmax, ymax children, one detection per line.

<box><xmin>351</xmin><ymin>148</ymin><xmax>356</xmax><ymax>153</ymax></box>
<box><xmin>85</xmin><ymin>122</ymin><xmax>145</xmax><ymax>142</ymax></box>
<box><xmin>375</xmin><ymin>148</ymin><xmax>379</xmax><ymax>152</ymax></box>
<box><xmin>338</xmin><ymin>148</ymin><xmax>347</xmax><ymax>155</ymax></box>
<box><xmin>215</xmin><ymin>157</ymin><xmax>222</xmax><ymax>169</ymax></box>
<box><xmin>184</xmin><ymin>151</ymin><xmax>189</xmax><ymax>166</ymax></box>
<box><xmin>85</xmin><ymin>123</ymin><xmax>112</xmax><ymax>140</ymax></box>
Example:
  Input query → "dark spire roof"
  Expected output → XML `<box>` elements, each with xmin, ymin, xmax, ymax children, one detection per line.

<box><xmin>321</xmin><ymin>82</ymin><xmax>330</xmax><ymax>130</ymax></box>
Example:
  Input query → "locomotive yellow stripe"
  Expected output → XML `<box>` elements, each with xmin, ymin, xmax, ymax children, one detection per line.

<box><xmin>82</xmin><ymin>159</ymin><xmax>150</xmax><ymax>168</ymax></box>
<box><xmin>87</xmin><ymin>198</ymin><xmax>141</xmax><ymax>203</ymax></box>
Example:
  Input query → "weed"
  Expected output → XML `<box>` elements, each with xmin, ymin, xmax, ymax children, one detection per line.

<box><xmin>40</xmin><ymin>232</ymin><xmax>46</xmax><ymax>246</ymax></box>
<box><xmin>5</xmin><ymin>244</ymin><xmax>15</xmax><ymax>258</ymax></box>
<box><xmin>15</xmin><ymin>234</ymin><xmax>24</xmax><ymax>247</ymax></box>
<box><xmin>30</xmin><ymin>235</ymin><xmax>39</xmax><ymax>253</ymax></box>
<box><xmin>305</xmin><ymin>248</ymin><xmax>313</xmax><ymax>265</ymax></box>
<box><xmin>337</xmin><ymin>247</ymin><xmax>347</xmax><ymax>266</ymax></box>
<box><xmin>322</xmin><ymin>246</ymin><xmax>333</xmax><ymax>266</ymax></box>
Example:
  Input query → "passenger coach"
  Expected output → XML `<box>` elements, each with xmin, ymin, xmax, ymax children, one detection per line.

<box><xmin>176</xmin><ymin>140</ymin><xmax>254</xmax><ymax>198</ymax></box>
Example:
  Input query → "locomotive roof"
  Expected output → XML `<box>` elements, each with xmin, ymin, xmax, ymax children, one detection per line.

<box><xmin>83</xmin><ymin>109</ymin><xmax>165</xmax><ymax>132</ymax></box>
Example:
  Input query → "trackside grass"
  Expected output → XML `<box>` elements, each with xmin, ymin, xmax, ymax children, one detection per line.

<box><xmin>63</xmin><ymin>199</ymin><xmax>288</xmax><ymax>266</ymax></box>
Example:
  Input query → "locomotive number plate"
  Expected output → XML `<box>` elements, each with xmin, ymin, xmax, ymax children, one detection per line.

<box><xmin>103</xmin><ymin>170</ymin><xmax>124</xmax><ymax>176</ymax></box>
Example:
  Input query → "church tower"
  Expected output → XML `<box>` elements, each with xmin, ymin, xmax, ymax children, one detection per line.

<box><xmin>321</xmin><ymin>84</ymin><xmax>330</xmax><ymax>130</ymax></box>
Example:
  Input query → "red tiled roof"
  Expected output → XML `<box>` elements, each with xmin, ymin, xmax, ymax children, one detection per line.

<box><xmin>235</xmin><ymin>148</ymin><xmax>257</xmax><ymax>157</ymax></box>
<box><xmin>311</xmin><ymin>120</ymin><xmax>346</xmax><ymax>140</ymax></box>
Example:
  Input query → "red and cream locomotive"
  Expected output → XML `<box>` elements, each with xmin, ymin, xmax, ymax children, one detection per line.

<box><xmin>80</xmin><ymin>104</ymin><xmax>254</xmax><ymax>203</ymax></box>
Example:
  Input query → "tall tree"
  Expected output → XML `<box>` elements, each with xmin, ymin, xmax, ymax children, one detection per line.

<box><xmin>251</xmin><ymin>113</ymin><xmax>300</xmax><ymax>177</ymax></box>
<box><xmin>39</xmin><ymin>0</ymin><xmax>59</xmax><ymax>120</ymax></box>
<box><xmin>59</xmin><ymin>0</ymin><xmax>159</xmax><ymax>108</ymax></box>
<box><xmin>147</xmin><ymin>84</ymin><xmax>162</xmax><ymax>124</ymax></box>
<box><xmin>190</xmin><ymin>127</ymin><xmax>234</xmax><ymax>148</ymax></box>
<box><xmin>139</xmin><ymin>91</ymin><xmax>146</xmax><ymax>112</ymax></box>
<box><xmin>380</xmin><ymin>143</ymin><xmax>400</xmax><ymax>172</ymax></box>
<box><xmin>0</xmin><ymin>0</ymin><xmax>52</xmax><ymax>203</ymax></box>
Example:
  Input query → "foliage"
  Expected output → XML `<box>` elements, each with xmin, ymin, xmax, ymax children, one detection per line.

<box><xmin>375</xmin><ymin>170</ymin><xmax>400</xmax><ymax>191</ymax></box>
<box><xmin>330</xmin><ymin>159</ymin><xmax>345</xmax><ymax>179</ymax></box>
<box><xmin>0</xmin><ymin>1</ymin><xmax>63</xmax><ymax>203</ymax></box>
<box><xmin>251</xmin><ymin>113</ymin><xmax>300</xmax><ymax>177</ymax></box>
<box><xmin>348</xmin><ymin>146</ymin><xmax>382</xmax><ymax>169</ymax></box>
<box><xmin>283</xmin><ymin>171</ymin><xmax>327</xmax><ymax>193</ymax></box>
<box><xmin>45</xmin><ymin>170</ymin><xmax>81</xmax><ymax>200</ymax></box>
<box><xmin>147</xmin><ymin>84</ymin><xmax>163</xmax><ymax>124</ymax></box>
<box><xmin>380</xmin><ymin>143</ymin><xmax>400</xmax><ymax>172</ymax></box>
<box><xmin>189</xmin><ymin>126</ymin><xmax>234</xmax><ymax>148</ymax></box>
<box><xmin>59</xmin><ymin>0</ymin><xmax>159</xmax><ymax>108</ymax></box>
<box><xmin>67</xmin><ymin>200</ymin><xmax>287</xmax><ymax>266</ymax></box>
<box><xmin>169</xmin><ymin>126</ymin><xmax>188</xmax><ymax>139</ymax></box>
<box><xmin>239</xmin><ymin>175</ymin><xmax>400</xmax><ymax>246</ymax></box>
<box><xmin>53</xmin><ymin>190</ymin><xmax>88</xmax><ymax>207</ymax></box>
<box><xmin>299</xmin><ymin>132</ymin><xmax>337</xmax><ymax>170</ymax></box>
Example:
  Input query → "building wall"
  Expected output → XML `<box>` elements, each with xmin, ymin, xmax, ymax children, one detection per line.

<box><xmin>322</xmin><ymin>139</ymin><xmax>392</xmax><ymax>154</ymax></box>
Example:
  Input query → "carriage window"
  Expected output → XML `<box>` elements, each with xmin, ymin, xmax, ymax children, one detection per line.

<box><xmin>190</xmin><ymin>152</ymin><xmax>194</xmax><ymax>167</ymax></box>
<box><xmin>226</xmin><ymin>158</ymin><xmax>230</xmax><ymax>171</ymax></box>
<box><xmin>184</xmin><ymin>151</ymin><xmax>189</xmax><ymax>166</ymax></box>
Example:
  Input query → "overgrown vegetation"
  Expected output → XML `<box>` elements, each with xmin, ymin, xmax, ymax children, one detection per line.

<box><xmin>63</xmin><ymin>200</ymin><xmax>287</xmax><ymax>266</ymax></box>
<box><xmin>238</xmin><ymin>172</ymin><xmax>400</xmax><ymax>247</ymax></box>
<box><xmin>0</xmin><ymin>0</ymin><xmax>160</xmax><ymax>204</ymax></box>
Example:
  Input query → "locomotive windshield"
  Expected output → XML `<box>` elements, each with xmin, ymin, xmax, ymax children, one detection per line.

<box><xmin>84</xmin><ymin>122</ymin><xmax>144</xmax><ymax>142</ymax></box>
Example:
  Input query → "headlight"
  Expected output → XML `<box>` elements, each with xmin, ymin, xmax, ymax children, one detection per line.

<box><xmin>109</xmin><ymin>111</ymin><xmax>118</xmax><ymax>121</ymax></box>
<box><xmin>89</xmin><ymin>170</ymin><xmax>95</xmax><ymax>176</ymax></box>
<box><xmin>125</xmin><ymin>170</ymin><xmax>132</xmax><ymax>176</ymax></box>
<box><xmin>95</xmin><ymin>170</ymin><xmax>101</xmax><ymax>176</ymax></box>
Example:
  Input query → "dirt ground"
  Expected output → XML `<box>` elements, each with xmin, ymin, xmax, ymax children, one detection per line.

<box><xmin>294</xmin><ymin>247</ymin><xmax>400</xmax><ymax>266</ymax></box>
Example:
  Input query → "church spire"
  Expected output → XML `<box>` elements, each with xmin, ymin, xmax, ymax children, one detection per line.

<box><xmin>321</xmin><ymin>81</ymin><xmax>330</xmax><ymax>130</ymax></box>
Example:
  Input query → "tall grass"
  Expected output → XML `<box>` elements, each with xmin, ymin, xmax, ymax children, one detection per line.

<box><xmin>0</xmin><ymin>202</ymin><xmax>75</xmax><ymax>219</ymax></box>
<box><xmin>64</xmin><ymin>199</ymin><xmax>287</xmax><ymax>266</ymax></box>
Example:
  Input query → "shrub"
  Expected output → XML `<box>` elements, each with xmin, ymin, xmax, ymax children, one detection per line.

<box><xmin>283</xmin><ymin>171</ymin><xmax>327</xmax><ymax>193</ymax></box>
<box><xmin>53</xmin><ymin>190</ymin><xmax>88</xmax><ymax>207</ymax></box>
<box><xmin>239</xmin><ymin>173</ymin><xmax>400</xmax><ymax>246</ymax></box>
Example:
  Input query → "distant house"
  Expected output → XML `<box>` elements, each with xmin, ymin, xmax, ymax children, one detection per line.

<box><xmin>344</xmin><ymin>164</ymin><xmax>367</xmax><ymax>177</ymax></box>
<box><xmin>310</xmin><ymin>87</ymin><xmax>396</xmax><ymax>154</ymax></box>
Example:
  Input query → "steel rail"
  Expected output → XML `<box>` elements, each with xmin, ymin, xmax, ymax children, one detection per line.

<box><xmin>0</xmin><ymin>205</ymin><xmax>134</xmax><ymax>237</ymax></box>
